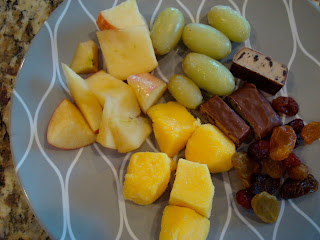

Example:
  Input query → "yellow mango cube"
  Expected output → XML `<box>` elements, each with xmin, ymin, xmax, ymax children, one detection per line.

<box><xmin>159</xmin><ymin>205</ymin><xmax>210</xmax><ymax>240</ymax></box>
<box><xmin>147</xmin><ymin>102</ymin><xmax>200</xmax><ymax>157</ymax></box>
<box><xmin>185</xmin><ymin>124</ymin><xmax>235</xmax><ymax>173</ymax></box>
<box><xmin>70</xmin><ymin>40</ymin><xmax>98</xmax><ymax>74</ymax></box>
<box><xmin>123</xmin><ymin>152</ymin><xmax>171</xmax><ymax>205</ymax></box>
<box><xmin>169</xmin><ymin>159</ymin><xmax>214</xmax><ymax>218</ymax></box>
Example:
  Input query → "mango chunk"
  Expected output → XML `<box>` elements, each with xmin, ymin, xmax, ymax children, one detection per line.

<box><xmin>159</xmin><ymin>205</ymin><xmax>210</xmax><ymax>240</ymax></box>
<box><xmin>169</xmin><ymin>159</ymin><xmax>214</xmax><ymax>218</ymax></box>
<box><xmin>147</xmin><ymin>102</ymin><xmax>200</xmax><ymax>157</ymax></box>
<box><xmin>123</xmin><ymin>152</ymin><xmax>171</xmax><ymax>205</ymax></box>
<box><xmin>185</xmin><ymin>124</ymin><xmax>235</xmax><ymax>173</ymax></box>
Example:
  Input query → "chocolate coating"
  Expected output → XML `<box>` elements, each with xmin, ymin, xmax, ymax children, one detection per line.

<box><xmin>227</xmin><ymin>83</ymin><xmax>282</xmax><ymax>140</ymax></box>
<box><xmin>200</xmin><ymin>96</ymin><xmax>251</xmax><ymax>147</ymax></box>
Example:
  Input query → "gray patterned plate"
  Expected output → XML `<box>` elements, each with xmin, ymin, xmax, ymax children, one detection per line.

<box><xmin>10</xmin><ymin>0</ymin><xmax>320</xmax><ymax>239</ymax></box>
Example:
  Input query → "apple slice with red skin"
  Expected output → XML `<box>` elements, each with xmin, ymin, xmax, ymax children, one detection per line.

<box><xmin>96</xmin><ymin>0</ymin><xmax>147</xmax><ymax>31</ymax></box>
<box><xmin>47</xmin><ymin>99</ymin><xmax>96</xmax><ymax>149</ymax></box>
<box><xmin>127</xmin><ymin>73</ymin><xmax>167</xmax><ymax>113</ymax></box>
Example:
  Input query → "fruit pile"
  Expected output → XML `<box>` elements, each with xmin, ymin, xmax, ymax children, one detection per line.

<box><xmin>45</xmin><ymin>0</ymin><xmax>320</xmax><ymax>239</ymax></box>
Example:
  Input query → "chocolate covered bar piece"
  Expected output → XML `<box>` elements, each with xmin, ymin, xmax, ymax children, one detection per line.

<box><xmin>227</xmin><ymin>83</ymin><xmax>282</xmax><ymax>140</ymax></box>
<box><xmin>230</xmin><ymin>47</ymin><xmax>288</xmax><ymax>95</ymax></box>
<box><xmin>200</xmin><ymin>96</ymin><xmax>251</xmax><ymax>147</ymax></box>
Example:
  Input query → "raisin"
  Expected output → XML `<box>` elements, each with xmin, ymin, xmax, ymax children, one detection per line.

<box><xmin>287</xmin><ymin>163</ymin><xmax>309</xmax><ymax>180</ymax></box>
<box><xmin>294</xmin><ymin>134</ymin><xmax>304</xmax><ymax>148</ymax></box>
<box><xmin>251</xmin><ymin>174</ymin><xmax>280</xmax><ymax>195</ymax></box>
<box><xmin>287</xmin><ymin>119</ymin><xmax>304</xmax><ymax>134</ymax></box>
<box><xmin>262</xmin><ymin>157</ymin><xmax>285</xmax><ymax>179</ymax></box>
<box><xmin>247</xmin><ymin>140</ymin><xmax>270</xmax><ymax>161</ymax></box>
<box><xmin>271</xmin><ymin>97</ymin><xmax>299</xmax><ymax>116</ymax></box>
<box><xmin>236</xmin><ymin>189</ymin><xmax>253</xmax><ymax>209</ymax></box>
<box><xmin>270</xmin><ymin>126</ymin><xmax>296</xmax><ymax>161</ymax></box>
<box><xmin>231</xmin><ymin>152</ymin><xmax>260</xmax><ymax>188</ymax></box>
<box><xmin>301</xmin><ymin>122</ymin><xmax>320</xmax><ymax>144</ymax></box>
<box><xmin>252</xmin><ymin>192</ymin><xmax>279</xmax><ymax>223</ymax></box>
<box><xmin>280</xmin><ymin>174</ymin><xmax>319</xmax><ymax>199</ymax></box>
<box><xmin>283</xmin><ymin>153</ymin><xmax>301</xmax><ymax>168</ymax></box>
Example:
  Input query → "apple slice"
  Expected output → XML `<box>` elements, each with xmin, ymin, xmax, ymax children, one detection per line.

<box><xmin>62</xmin><ymin>63</ymin><xmax>102</xmax><ymax>133</ymax></box>
<box><xmin>86</xmin><ymin>70</ymin><xmax>129</xmax><ymax>105</ymax></box>
<box><xmin>109</xmin><ymin>116</ymin><xmax>152</xmax><ymax>153</ymax></box>
<box><xmin>127</xmin><ymin>73</ymin><xmax>167</xmax><ymax>113</ymax></box>
<box><xmin>70</xmin><ymin>40</ymin><xmax>99</xmax><ymax>74</ymax></box>
<box><xmin>47</xmin><ymin>99</ymin><xmax>96</xmax><ymax>149</ymax></box>
<box><xmin>96</xmin><ymin>94</ymin><xmax>119</xmax><ymax>149</ymax></box>
<box><xmin>96</xmin><ymin>26</ymin><xmax>158</xmax><ymax>80</ymax></box>
<box><xmin>96</xmin><ymin>0</ymin><xmax>147</xmax><ymax>31</ymax></box>
<box><xmin>86</xmin><ymin>70</ymin><xmax>141</xmax><ymax>117</ymax></box>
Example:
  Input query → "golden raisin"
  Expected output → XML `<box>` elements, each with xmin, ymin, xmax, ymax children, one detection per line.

<box><xmin>251</xmin><ymin>192</ymin><xmax>279</xmax><ymax>223</ymax></box>
<box><xmin>262</xmin><ymin>157</ymin><xmax>285</xmax><ymax>179</ymax></box>
<box><xmin>301</xmin><ymin>122</ymin><xmax>320</xmax><ymax>144</ymax></box>
<box><xmin>231</xmin><ymin>152</ymin><xmax>260</xmax><ymax>188</ymax></box>
<box><xmin>287</xmin><ymin>163</ymin><xmax>309</xmax><ymax>180</ymax></box>
<box><xmin>270</xmin><ymin>126</ymin><xmax>296</xmax><ymax>161</ymax></box>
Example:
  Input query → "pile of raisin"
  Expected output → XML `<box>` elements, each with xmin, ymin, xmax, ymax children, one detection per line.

<box><xmin>232</xmin><ymin>96</ymin><xmax>319</xmax><ymax>224</ymax></box>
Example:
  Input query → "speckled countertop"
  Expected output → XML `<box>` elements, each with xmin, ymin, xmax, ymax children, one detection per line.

<box><xmin>1</xmin><ymin>0</ymin><xmax>320</xmax><ymax>239</ymax></box>
<box><xmin>0</xmin><ymin>1</ymin><xmax>62</xmax><ymax>239</ymax></box>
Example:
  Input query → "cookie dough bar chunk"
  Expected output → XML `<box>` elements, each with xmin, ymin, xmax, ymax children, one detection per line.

<box><xmin>230</xmin><ymin>47</ymin><xmax>288</xmax><ymax>95</ymax></box>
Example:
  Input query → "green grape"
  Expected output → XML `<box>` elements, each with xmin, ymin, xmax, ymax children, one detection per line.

<box><xmin>182</xmin><ymin>52</ymin><xmax>235</xmax><ymax>96</ymax></box>
<box><xmin>182</xmin><ymin>23</ymin><xmax>231</xmax><ymax>60</ymax></box>
<box><xmin>151</xmin><ymin>8</ymin><xmax>185</xmax><ymax>55</ymax></box>
<box><xmin>208</xmin><ymin>5</ymin><xmax>251</xmax><ymax>43</ymax></box>
<box><xmin>168</xmin><ymin>75</ymin><xmax>203</xmax><ymax>109</ymax></box>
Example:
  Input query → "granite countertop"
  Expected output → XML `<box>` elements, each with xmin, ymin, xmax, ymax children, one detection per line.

<box><xmin>0</xmin><ymin>1</ymin><xmax>62</xmax><ymax>239</ymax></box>
<box><xmin>1</xmin><ymin>0</ymin><xmax>320</xmax><ymax>239</ymax></box>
